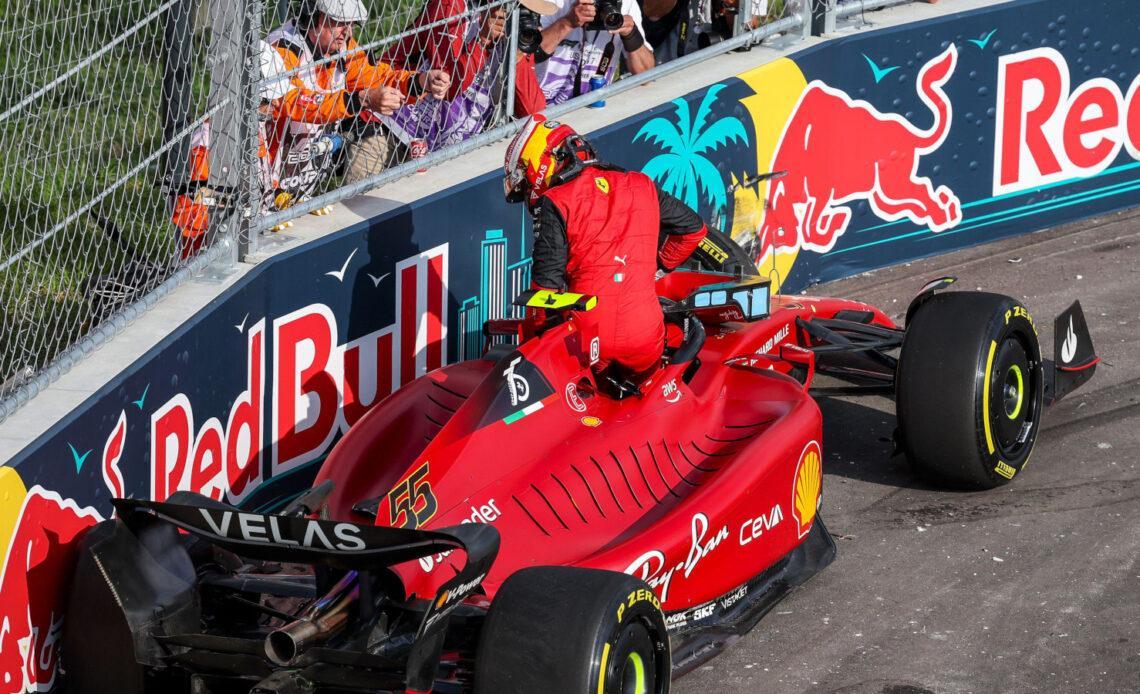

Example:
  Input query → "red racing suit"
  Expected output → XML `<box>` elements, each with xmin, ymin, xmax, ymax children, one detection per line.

<box><xmin>532</xmin><ymin>164</ymin><xmax>707</xmax><ymax>374</ymax></box>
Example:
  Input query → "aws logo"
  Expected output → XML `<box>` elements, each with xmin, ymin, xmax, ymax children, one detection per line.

<box><xmin>792</xmin><ymin>440</ymin><xmax>822</xmax><ymax>538</ymax></box>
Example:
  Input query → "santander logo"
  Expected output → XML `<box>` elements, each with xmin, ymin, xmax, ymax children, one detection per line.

<box><xmin>994</xmin><ymin>47</ymin><xmax>1140</xmax><ymax>195</ymax></box>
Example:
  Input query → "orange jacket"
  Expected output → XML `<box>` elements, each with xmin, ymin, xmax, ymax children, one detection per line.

<box><xmin>272</xmin><ymin>37</ymin><xmax>420</xmax><ymax>126</ymax></box>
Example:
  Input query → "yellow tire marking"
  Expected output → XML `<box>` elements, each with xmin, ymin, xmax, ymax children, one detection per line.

<box><xmin>983</xmin><ymin>340</ymin><xmax>997</xmax><ymax>455</ymax></box>
<box><xmin>597</xmin><ymin>642</ymin><xmax>611</xmax><ymax>694</ymax></box>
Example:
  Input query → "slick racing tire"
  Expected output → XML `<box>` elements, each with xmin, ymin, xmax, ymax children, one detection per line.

<box><xmin>474</xmin><ymin>567</ymin><xmax>670</xmax><ymax>694</ymax></box>
<box><xmin>690</xmin><ymin>227</ymin><xmax>759</xmax><ymax>277</ymax></box>
<box><xmin>896</xmin><ymin>291</ymin><xmax>1043</xmax><ymax>489</ymax></box>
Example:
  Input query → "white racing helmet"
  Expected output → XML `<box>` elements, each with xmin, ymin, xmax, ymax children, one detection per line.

<box><xmin>312</xmin><ymin>0</ymin><xmax>369</xmax><ymax>22</ymax></box>
<box><xmin>257</xmin><ymin>41</ymin><xmax>291</xmax><ymax>101</ymax></box>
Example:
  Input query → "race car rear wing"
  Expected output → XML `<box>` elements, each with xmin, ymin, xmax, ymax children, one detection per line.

<box><xmin>82</xmin><ymin>497</ymin><xmax>499</xmax><ymax>693</ymax></box>
<box><xmin>1044</xmin><ymin>300</ymin><xmax>1099</xmax><ymax>405</ymax></box>
<box><xmin>112</xmin><ymin>498</ymin><xmax>494</xmax><ymax>571</ymax></box>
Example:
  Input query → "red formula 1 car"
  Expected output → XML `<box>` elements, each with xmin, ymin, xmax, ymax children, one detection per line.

<box><xmin>65</xmin><ymin>236</ymin><xmax>1098</xmax><ymax>694</ymax></box>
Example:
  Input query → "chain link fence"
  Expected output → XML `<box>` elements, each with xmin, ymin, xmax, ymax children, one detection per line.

<box><xmin>0</xmin><ymin>0</ymin><xmax>253</xmax><ymax>411</ymax></box>
<box><xmin>0</xmin><ymin>0</ymin><xmax>913</xmax><ymax>422</ymax></box>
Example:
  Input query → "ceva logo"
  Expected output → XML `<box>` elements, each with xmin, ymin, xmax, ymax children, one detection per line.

<box><xmin>995</xmin><ymin>47</ymin><xmax>1140</xmax><ymax>195</ymax></box>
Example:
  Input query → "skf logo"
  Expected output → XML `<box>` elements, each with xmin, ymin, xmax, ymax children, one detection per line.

<box><xmin>792</xmin><ymin>440</ymin><xmax>822</xmax><ymax>538</ymax></box>
<box><xmin>594</xmin><ymin>177</ymin><xmax>610</xmax><ymax>194</ymax></box>
<box><xmin>995</xmin><ymin>47</ymin><xmax>1140</xmax><ymax>195</ymax></box>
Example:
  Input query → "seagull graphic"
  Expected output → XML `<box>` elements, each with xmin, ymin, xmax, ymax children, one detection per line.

<box><xmin>862</xmin><ymin>54</ymin><xmax>900</xmax><ymax>84</ymax></box>
<box><xmin>367</xmin><ymin>272</ymin><xmax>391</xmax><ymax>287</ymax></box>
<box><xmin>234</xmin><ymin>312</ymin><xmax>250</xmax><ymax>333</ymax></box>
<box><xmin>131</xmin><ymin>384</ymin><xmax>149</xmax><ymax>410</ymax></box>
<box><xmin>969</xmin><ymin>29</ymin><xmax>997</xmax><ymax>49</ymax></box>
<box><xmin>326</xmin><ymin>248</ymin><xmax>358</xmax><ymax>282</ymax></box>
<box><xmin>68</xmin><ymin>443</ymin><xmax>92</xmax><ymax>473</ymax></box>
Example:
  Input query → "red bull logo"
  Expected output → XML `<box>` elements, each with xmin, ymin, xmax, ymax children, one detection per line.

<box><xmin>995</xmin><ymin>47</ymin><xmax>1140</xmax><ymax>195</ymax></box>
<box><xmin>0</xmin><ymin>481</ymin><xmax>101</xmax><ymax>693</ymax></box>
<box><xmin>756</xmin><ymin>45</ymin><xmax>962</xmax><ymax>260</ymax></box>
<box><xmin>149</xmin><ymin>244</ymin><xmax>449</xmax><ymax>504</ymax></box>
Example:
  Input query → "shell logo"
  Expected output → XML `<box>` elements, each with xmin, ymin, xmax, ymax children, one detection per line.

<box><xmin>792</xmin><ymin>440</ymin><xmax>822</xmax><ymax>538</ymax></box>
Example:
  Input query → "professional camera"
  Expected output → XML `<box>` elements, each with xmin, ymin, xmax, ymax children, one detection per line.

<box><xmin>586</xmin><ymin>0</ymin><xmax>624</xmax><ymax>32</ymax></box>
<box><xmin>517</xmin><ymin>6</ymin><xmax>543</xmax><ymax>54</ymax></box>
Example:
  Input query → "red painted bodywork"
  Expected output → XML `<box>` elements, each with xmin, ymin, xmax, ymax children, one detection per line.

<box><xmin>315</xmin><ymin>272</ymin><xmax>896</xmax><ymax>613</ymax></box>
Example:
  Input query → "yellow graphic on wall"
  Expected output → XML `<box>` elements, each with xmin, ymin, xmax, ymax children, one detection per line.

<box><xmin>734</xmin><ymin>58</ymin><xmax>808</xmax><ymax>294</ymax></box>
<box><xmin>0</xmin><ymin>466</ymin><xmax>28</xmax><ymax>565</ymax></box>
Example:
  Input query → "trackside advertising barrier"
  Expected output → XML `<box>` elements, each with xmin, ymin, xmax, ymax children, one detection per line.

<box><xmin>2</xmin><ymin>0</ymin><xmax>1138</xmax><ymax>688</ymax></box>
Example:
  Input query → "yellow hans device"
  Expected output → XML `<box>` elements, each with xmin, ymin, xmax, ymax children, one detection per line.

<box><xmin>514</xmin><ymin>289</ymin><xmax>598</xmax><ymax>311</ymax></box>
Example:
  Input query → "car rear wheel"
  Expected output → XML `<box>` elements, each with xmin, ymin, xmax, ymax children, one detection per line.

<box><xmin>474</xmin><ymin>567</ymin><xmax>670</xmax><ymax>694</ymax></box>
<box><xmin>896</xmin><ymin>291</ymin><xmax>1043</xmax><ymax>488</ymax></box>
<box><xmin>690</xmin><ymin>227</ymin><xmax>759</xmax><ymax>277</ymax></box>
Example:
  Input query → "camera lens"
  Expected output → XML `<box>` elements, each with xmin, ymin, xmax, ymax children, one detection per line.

<box><xmin>586</xmin><ymin>0</ymin><xmax>623</xmax><ymax>31</ymax></box>
<box><xmin>517</xmin><ymin>7</ymin><xmax>542</xmax><ymax>54</ymax></box>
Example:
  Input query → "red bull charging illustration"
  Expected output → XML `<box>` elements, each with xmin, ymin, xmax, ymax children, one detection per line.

<box><xmin>759</xmin><ymin>44</ymin><xmax>962</xmax><ymax>256</ymax></box>
<box><xmin>0</xmin><ymin>477</ymin><xmax>100</xmax><ymax>694</ymax></box>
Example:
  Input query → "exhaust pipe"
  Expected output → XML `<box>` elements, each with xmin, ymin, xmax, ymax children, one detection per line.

<box><xmin>265</xmin><ymin>571</ymin><xmax>360</xmax><ymax>665</ymax></box>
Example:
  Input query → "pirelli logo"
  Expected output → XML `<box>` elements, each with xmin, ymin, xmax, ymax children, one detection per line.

<box><xmin>699</xmin><ymin>237</ymin><xmax>729</xmax><ymax>264</ymax></box>
<box><xmin>994</xmin><ymin>461</ymin><xmax>1017</xmax><ymax>479</ymax></box>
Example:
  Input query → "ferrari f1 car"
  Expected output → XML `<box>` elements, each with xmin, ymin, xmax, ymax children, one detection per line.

<box><xmin>65</xmin><ymin>232</ymin><xmax>1098</xmax><ymax>693</ymax></box>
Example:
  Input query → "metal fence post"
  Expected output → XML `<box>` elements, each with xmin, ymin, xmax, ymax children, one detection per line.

<box><xmin>243</xmin><ymin>0</ymin><xmax>264</xmax><ymax>257</ymax></box>
<box><xmin>504</xmin><ymin>5</ymin><xmax>520</xmax><ymax>124</ymax></box>
<box><xmin>162</xmin><ymin>0</ymin><xmax>194</xmax><ymax>198</ymax></box>
<box><xmin>206</xmin><ymin>0</ymin><xmax>257</xmax><ymax>264</ymax></box>
<box><xmin>812</xmin><ymin>0</ymin><xmax>837</xmax><ymax>35</ymax></box>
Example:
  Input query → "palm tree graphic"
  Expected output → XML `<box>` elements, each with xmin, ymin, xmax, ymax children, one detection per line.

<box><xmin>634</xmin><ymin>84</ymin><xmax>749</xmax><ymax>219</ymax></box>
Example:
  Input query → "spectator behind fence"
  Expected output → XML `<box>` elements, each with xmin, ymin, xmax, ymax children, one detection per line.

<box><xmin>267</xmin><ymin>0</ymin><xmax>452</xmax><ymax>189</ymax></box>
<box><xmin>373</xmin><ymin>0</ymin><xmax>556</xmax><ymax>151</ymax></box>
<box><xmin>378</xmin><ymin>0</ymin><xmax>554</xmax><ymax>153</ymax></box>
<box><xmin>534</xmin><ymin>0</ymin><xmax>655</xmax><ymax>105</ymax></box>
<box><xmin>171</xmin><ymin>42</ymin><xmax>293</xmax><ymax>259</ymax></box>
<box><xmin>641</xmin><ymin>0</ymin><xmax>769</xmax><ymax>63</ymax></box>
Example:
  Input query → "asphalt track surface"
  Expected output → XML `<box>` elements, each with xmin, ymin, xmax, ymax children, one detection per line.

<box><xmin>674</xmin><ymin>209</ymin><xmax>1140</xmax><ymax>694</ymax></box>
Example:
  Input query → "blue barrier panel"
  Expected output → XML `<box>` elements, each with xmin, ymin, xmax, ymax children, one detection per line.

<box><xmin>1</xmin><ymin>1</ymin><xmax>1136</xmax><ymax>686</ymax></box>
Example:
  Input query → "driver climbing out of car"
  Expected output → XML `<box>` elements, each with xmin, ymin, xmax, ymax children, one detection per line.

<box><xmin>503</xmin><ymin>114</ymin><xmax>708</xmax><ymax>390</ymax></box>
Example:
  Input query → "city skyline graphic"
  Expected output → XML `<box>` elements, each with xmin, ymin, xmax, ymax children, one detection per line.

<box><xmin>458</xmin><ymin>224</ymin><xmax>532</xmax><ymax>360</ymax></box>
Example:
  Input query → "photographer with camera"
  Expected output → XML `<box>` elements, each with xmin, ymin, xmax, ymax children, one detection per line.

<box><xmin>266</xmin><ymin>0</ymin><xmax>451</xmax><ymax>186</ymax></box>
<box><xmin>380</xmin><ymin>0</ymin><xmax>554</xmax><ymax>151</ymax></box>
<box><xmin>533</xmin><ymin>0</ymin><xmax>655</xmax><ymax>105</ymax></box>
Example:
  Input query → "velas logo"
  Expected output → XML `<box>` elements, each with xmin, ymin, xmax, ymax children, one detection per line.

<box><xmin>757</xmin><ymin>44</ymin><xmax>962</xmax><ymax>261</ymax></box>
<box><xmin>150</xmin><ymin>244</ymin><xmax>448</xmax><ymax>504</ymax></box>
<box><xmin>0</xmin><ymin>483</ymin><xmax>101</xmax><ymax>694</ymax></box>
<box><xmin>792</xmin><ymin>440</ymin><xmax>822</xmax><ymax>539</ymax></box>
<box><xmin>994</xmin><ymin>47</ymin><xmax>1140</xmax><ymax>196</ymax></box>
